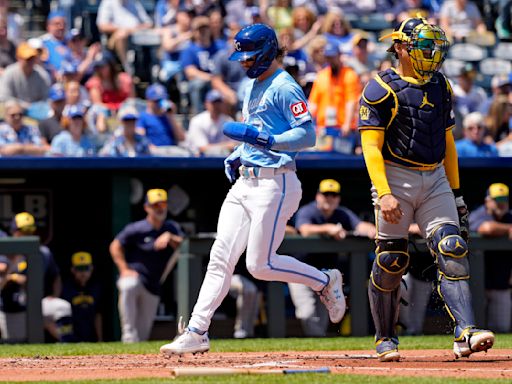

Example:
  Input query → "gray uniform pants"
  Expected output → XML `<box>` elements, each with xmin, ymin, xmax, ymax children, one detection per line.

<box><xmin>288</xmin><ymin>282</ymin><xmax>329</xmax><ymax>336</ymax></box>
<box><xmin>117</xmin><ymin>275</ymin><xmax>160</xmax><ymax>343</ymax></box>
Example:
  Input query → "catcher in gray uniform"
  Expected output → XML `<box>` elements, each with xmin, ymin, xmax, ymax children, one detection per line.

<box><xmin>358</xmin><ymin>17</ymin><xmax>494</xmax><ymax>362</ymax></box>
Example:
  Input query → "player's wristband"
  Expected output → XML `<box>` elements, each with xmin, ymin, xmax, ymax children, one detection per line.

<box><xmin>452</xmin><ymin>188</ymin><xmax>463</xmax><ymax>198</ymax></box>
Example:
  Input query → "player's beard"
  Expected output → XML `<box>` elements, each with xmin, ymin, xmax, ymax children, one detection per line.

<box><xmin>153</xmin><ymin>210</ymin><xmax>167</xmax><ymax>222</ymax></box>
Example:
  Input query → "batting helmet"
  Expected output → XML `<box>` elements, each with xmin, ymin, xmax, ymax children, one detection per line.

<box><xmin>381</xmin><ymin>17</ymin><xmax>449</xmax><ymax>81</ymax></box>
<box><xmin>229</xmin><ymin>23</ymin><xmax>278</xmax><ymax>78</ymax></box>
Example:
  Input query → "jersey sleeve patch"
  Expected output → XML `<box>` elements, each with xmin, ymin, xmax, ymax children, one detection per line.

<box><xmin>290</xmin><ymin>101</ymin><xmax>308</xmax><ymax>117</ymax></box>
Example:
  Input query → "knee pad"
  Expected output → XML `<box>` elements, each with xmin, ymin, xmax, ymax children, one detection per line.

<box><xmin>428</xmin><ymin>224</ymin><xmax>469</xmax><ymax>279</ymax></box>
<box><xmin>370</xmin><ymin>239</ymin><xmax>410</xmax><ymax>292</ymax></box>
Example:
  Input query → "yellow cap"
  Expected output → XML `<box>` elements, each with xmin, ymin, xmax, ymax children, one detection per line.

<box><xmin>71</xmin><ymin>251</ymin><xmax>93</xmax><ymax>268</ymax></box>
<box><xmin>12</xmin><ymin>212</ymin><xmax>36</xmax><ymax>233</ymax></box>
<box><xmin>318</xmin><ymin>179</ymin><xmax>341</xmax><ymax>194</ymax></box>
<box><xmin>146</xmin><ymin>189</ymin><xmax>168</xmax><ymax>204</ymax></box>
<box><xmin>487</xmin><ymin>183</ymin><xmax>509</xmax><ymax>202</ymax></box>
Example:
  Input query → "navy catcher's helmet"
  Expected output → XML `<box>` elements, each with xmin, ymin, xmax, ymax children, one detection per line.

<box><xmin>229</xmin><ymin>23</ymin><xmax>278</xmax><ymax>78</ymax></box>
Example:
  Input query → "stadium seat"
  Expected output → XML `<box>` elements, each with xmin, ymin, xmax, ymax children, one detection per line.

<box><xmin>441</xmin><ymin>58</ymin><xmax>466</xmax><ymax>79</ymax></box>
<box><xmin>493</xmin><ymin>42</ymin><xmax>512</xmax><ymax>61</ymax></box>
<box><xmin>351</xmin><ymin>13</ymin><xmax>392</xmax><ymax>32</ymax></box>
<box><xmin>478</xmin><ymin>57</ymin><xmax>512</xmax><ymax>76</ymax></box>
<box><xmin>448</xmin><ymin>43</ymin><xmax>487</xmax><ymax>62</ymax></box>
<box><xmin>465</xmin><ymin>30</ymin><xmax>497</xmax><ymax>47</ymax></box>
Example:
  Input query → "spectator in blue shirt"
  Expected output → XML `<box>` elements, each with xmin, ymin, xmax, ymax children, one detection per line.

<box><xmin>100</xmin><ymin>105</ymin><xmax>151</xmax><ymax>157</ymax></box>
<box><xmin>179</xmin><ymin>16</ymin><xmax>223</xmax><ymax>114</ymax></box>
<box><xmin>136</xmin><ymin>83</ymin><xmax>186</xmax><ymax>155</ymax></box>
<box><xmin>41</xmin><ymin>10</ymin><xmax>71</xmax><ymax>78</ymax></box>
<box><xmin>455</xmin><ymin>112</ymin><xmax>499</xmax><ymax>157</ymax></box>
<box><xmin>49</xmin><ymin>104</ymin><xmax>96</xmax><ymax>156</ymax></box>
<box><xmin>0</xmin><ymin>99</ymin><xmax>48</xmax><ymax>156</ymax></box>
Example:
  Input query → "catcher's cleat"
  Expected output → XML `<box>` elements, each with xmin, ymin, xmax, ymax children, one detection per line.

<box><xmin>160</xmin><ymin>318</ymin><xmax>210</xmax><ymax>356</ymax></box>
<box><xmin>453</xmin><ymin>326</ymin><xmax>495</xmax><ymax>358</ymax></box>
<box><xmin>318</xmin><ymin>269</ymin><xmax>346</xmax><ymax>323</ymax></box>
<box><xmin>376</xmin><ymin>337</ymin><xmax>400</xmax><ymax>362</ymax></box>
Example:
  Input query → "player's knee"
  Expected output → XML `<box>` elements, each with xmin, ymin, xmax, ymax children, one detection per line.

<box><xmin>370</xmin><ymin>239</ymin><xmax>409</xmax><ymax>292</ymax></box>
<box><xmin>428</xmin><ymin>224</ymin><xmax>469</xmax><ymax>279</ymax></box>
<box><xmin>246</xmin><ymin>263</ymin><xmax>270</xmax><ymax>280</ymax></box>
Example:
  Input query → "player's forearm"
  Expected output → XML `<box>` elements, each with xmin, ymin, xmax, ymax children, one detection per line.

<box><xmin>272</xmin><ymin>124</ymin><xmax>316</xmax><ymax>151</ymax></box>
<box><xmin>361</xmin><ymin>130</ymin><xmax>391</xmax><ymax>197</ymax></box>
<box><xmin>477</xmin><ymin>221</ymin><xmax>512</xmax><ymax>237</ymax></box>
<box><xmin>299</xmin><ymin>224</ymin><xmax>337</xmax><ymax>237</ymax></box>
<box><xmin>109</xmin><ymin>240</ymin><xmax>130</xmax><ymax>272</ymax></box>
<box><xmin>444</xmin><ymin>130</ymin><xmax>460</xmax><ymax>190</ymax></box>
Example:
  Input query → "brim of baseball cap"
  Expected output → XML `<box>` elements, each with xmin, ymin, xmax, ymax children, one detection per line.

<box><xmin>229</xmin><ymin>50</ymin><xmax>259</xmax><ymax>61</ymax></box>
<box><xmin>493</xmin><ymin>196</ymin><xmax>509</xmax><ymax>203</ymax></box>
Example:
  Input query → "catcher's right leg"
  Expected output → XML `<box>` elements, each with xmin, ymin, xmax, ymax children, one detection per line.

<box><xmin>368</xmin><ymin>238</ymin><xmax>409</xmax><ymax>362</ymax></box>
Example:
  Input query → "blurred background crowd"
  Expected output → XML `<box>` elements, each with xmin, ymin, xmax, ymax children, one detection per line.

<box><xmin>0</xmin><ymin>0</ymin><xmax>511</xmax><ymax>158</ymax></box>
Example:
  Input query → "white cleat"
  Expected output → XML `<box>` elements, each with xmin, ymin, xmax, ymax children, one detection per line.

<box><xmin>318</xmin><ymin>269</ymin><xmax>346</xmax><ymax>323</ymax></box>
<box><xmin>453</xmin><ymin>327</ymin><xmax>495</xmax><ymax>358</ymax></box>
<box><xmin>160</xmin><ymin>327</ymin><xmax>210</xmax><ymax>356</ymax></box>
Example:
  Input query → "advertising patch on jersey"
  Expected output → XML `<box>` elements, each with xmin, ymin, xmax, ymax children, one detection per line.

<box><xmin>290</xmin><ymin>101</ymin><xmax>308</xmax><ymax>117</ymax></box>
<box><xmin>359</xmin><ymin>105</ymin><xmax>370</xmax><ymax>120</ymax></box>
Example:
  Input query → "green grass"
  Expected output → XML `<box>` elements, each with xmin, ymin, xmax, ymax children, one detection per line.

<box><xmin>0</xmin><ymin>335</ymin><xmax>510</xmax><ymax>383</ymax></box>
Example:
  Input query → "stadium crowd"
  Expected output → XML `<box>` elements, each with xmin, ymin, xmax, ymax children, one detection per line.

<box><xmin>0</xmin><ymin>0</ymin><xmax>510</xmax><ymax>158</ymax></box>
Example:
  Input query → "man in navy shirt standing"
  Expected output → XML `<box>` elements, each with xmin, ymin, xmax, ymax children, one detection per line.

<box><xmin>289</xmin><ymin>179</ymin><xmax>376</xmax><ymax>336</ymax></box>
<box><xmin>469</xmin><ymin>183</ymin><xmax>512</xmax><ymax>333</ymax></box>
<box><xmin>110</xmin><ymin>189</ymin><xmax>184</xmax><ymax>342</ymax></box>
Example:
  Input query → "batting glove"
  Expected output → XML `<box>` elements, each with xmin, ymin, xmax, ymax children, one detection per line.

<box><xmin>224</xmin><ymin>156</ymin><xmax>241</xmax><ymax>183</ymax></box>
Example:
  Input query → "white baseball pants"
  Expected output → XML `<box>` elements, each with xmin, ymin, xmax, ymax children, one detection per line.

<box><xmin>188</xmin><ymin>171</ymin><xmax>328</xmax><ymax>332</ymax></box>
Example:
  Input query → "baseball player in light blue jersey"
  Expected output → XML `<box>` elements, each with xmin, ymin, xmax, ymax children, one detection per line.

<box><xmin>160</xmin><ymin>24</ymin><xmax>346</xmax><ymax>355</ymax></box>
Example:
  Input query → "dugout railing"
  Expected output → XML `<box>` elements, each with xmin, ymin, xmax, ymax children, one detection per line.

<box><xmin>177</xmin><ymin>234</ymin><xmax>510</xmax><ymax>337</ymax></box>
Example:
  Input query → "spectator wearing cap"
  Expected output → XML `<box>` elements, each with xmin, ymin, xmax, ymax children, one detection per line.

<box><xmin>308</xmin><ymin>41</ymin><xmax>361</xmax><ymax>151</ymax></box>
<box><xmin>100</xmin><ymin>106</ymin><xmax>151</xmax><ymax>157</ymax></box>
<box><xmin>186</xmin><ymin>89</ymin><xmax>236</xmax><ymax>156</ymax></box>
<box><xmin>85</xmin><ymin>50</ymin><xmax>135</xmax><ymax>112</ymax></box>
<box><xmin>0</xmin><ymin>14</ymin><xmax>16</xmax><ymax>76</ymax></box>
<box><xmin>136</xmin><ymin>83</ymin><xmax>186</xmax><ymax>155</ymax></box>
<box><xmin>96</xmin><ymin>0</ymin><xmax>152</xmax><ymax>72</ymax></box>
<box><xmin>288</xmin><ymin>179</ymin><xmax>375</xmax><ymax>336</ymax></box>
<box><xmin>61</xmin><ymin>252</ymin><xmax>103</xmax><ymax>342</ymax></box>
<box><xmin>179</xmin><ymin>15</ymin><xmax>223</xmax><ymax>114</ymax></box>
<box><xmin>0</xmin><ymin>212</ymin><xmax>73</xmax><ymax>343</ymax></box>
<box><xmin>0</xmin><ymin>42</ymin><xmax>51</xmax><ymax>105</ymax></box>
<box><xmin>63</xmin><ymin>28</ymin><xmax>102</xmax><ymax>82</ymax></box>
<box><xmin>455</xmin><ymin>111</ymin><xmax>499</xmax><ymax>157</ymax></box>
<box><xmin>343</xmin><ymin>32</ymin><xmax>379</xmax><ymax>81</ymax></box>
<box><xmin>469</xmin><ymin>183</ymin><xmax>512</xmax><ymax>333</ymax></box>
<box><xmin>110</xmin><ymin>189</ymin><xmax>185</xmax><ymax>342</ymax></box>
<box><xmin>49</xmin><ymin>104</ymin><xmax>97</xmax><ymax>156</ymax></box>
<box><xmin>159</xmin><ymin>5</ymin><xmax>193</xmax><ymax>84</ymax></box>
<box><xmin>40</xmin><ymin>10</ymin><xmax>71</xmax><ymax>77</ymax></box>
<box><xmin>451</xmin><ymin>63</ymin><xmax>488</xmax><ymax>136</ymax></box>
<box><xmin>211</xmin><ymin>21</ymin><xmax>249</xmax><ymax>110</ymax></box>
<box><xmin>38</xmin><ymin>84</ymin><xmax>66</xmax><ymax>145</ymax></box>
<box><xmin>0</xmin><ymin>99</ymin><xmax>48</xmax><ymax>156</ymax></box>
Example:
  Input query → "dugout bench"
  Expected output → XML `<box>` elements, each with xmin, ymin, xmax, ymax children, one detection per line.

<box><xmin>177</xmin><ymin>234</ymin><xmax>511</xmax><ymax>337</ymax></box>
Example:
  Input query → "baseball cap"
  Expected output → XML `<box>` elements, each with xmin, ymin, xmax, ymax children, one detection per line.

<box><xmin>318</xmin><ymin>179</ymin><xmax>341</xmax><ymax>194</ymax></box>
<box><xmin>491</xmin><ymin>74</ymin><xmax>511</xmax><ymax>89</ymax></box>
<box><xmin>146</xmin><ymin>189</ymin><xmax>168</xmax><ymax>205</ymax></box>
<box><xmin>92</xmin><ymin>51</ymin><xmax>111</xmax><ymax>69</ymax></box>
<box><xmin>145</xmin><ymin>83</ymin><xmax>168</xmax><ymax>101</ymax></box>
<box><xmin>48</xmin><ymin>84</ymin><xmax>66</xmax><ymax>102</ymax></box>
<box><xmin>205</xmin><ymin>89</ymin><xmax>222</xmax><ymax>103</ymax></box>
<box><xmin>487</xmin><ymin>183</ymin><xmax>509</xmax><ymax>203</ymax></box>
<box><xmin>353</xmin><ymin>32</ymin><xmax>370</xmax><ymax>46</ymax></box>
<box><xmin>324</xmin><ymin>42</ymin><xmax>339</xmax><ymax>57</ymax></box>
<box><xmin>118</xmin><ymin>105</ymin><xmax>139</xmax><ymax>121</ymax></box>
<box><xmin>66</xmin><ymin>28</ymin><xmax>83</xmax><ymax>42</ymax></box>
<box><xmin>63</xmin><ymin>104</ymin><xmax>86</xmax><ymax>118</ymax></box>
<box><xmin>47</xmin><ymin>9</ymin><xmax>66</xmax><ymax>22</ymax></box>
<box><xmin>71</xmin><ymin>251</ymin><xmax>93</xmax><ymax>271</ymax></box>
<box><xmin>16</xmin><ymin>42</ymin><xmax>38</xmax><ymax>60</ymax></box>
<box><xmin>10</xmin><ymin>212</ymin><xmax>36</xmax><ymax>234</ymax></box>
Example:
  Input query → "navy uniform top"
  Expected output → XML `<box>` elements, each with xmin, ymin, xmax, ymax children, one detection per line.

<box><xmin>469</xmin><ymin>205</ymin><xmax>512</xmax><ymax>290</ymax></box>
<box><xmin>116</xmin><ymin>219</ymin><xmax>184</xmax><ymax>295</ymax></box>
<box><xmin>358</xmin><ymin>68</ymin><xmax>455</xmax><ymax>169</ymax></box>
<box><xmin>61</xmin><ymin>278</ymin><xmax>102</xmax><ymax>342</ymax></box>
<box><xmin>293</xmin><ymin>201</ymin><xmax>361</xmax><ymax>269</ymax></box>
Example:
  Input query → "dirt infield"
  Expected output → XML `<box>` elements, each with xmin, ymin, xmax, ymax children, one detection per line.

<box><xmin>1</xmin><ymin>349</ymin><xmax>511</xmax><ymax>381</ymax></box>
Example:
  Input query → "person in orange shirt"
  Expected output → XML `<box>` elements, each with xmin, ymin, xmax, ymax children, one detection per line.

<box><xmin>308</xmin><ymin>42</ymin><xmax>361</xmax><ymax>141</ymax></box>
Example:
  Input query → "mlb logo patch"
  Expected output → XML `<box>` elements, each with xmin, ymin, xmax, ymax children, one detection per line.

<box><xmin>291</xmin><ymin>101</ymin><xmax>308</xmax><ymax>117</ymax></box>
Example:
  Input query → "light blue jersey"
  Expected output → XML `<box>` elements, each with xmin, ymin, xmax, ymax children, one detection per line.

<box><xmin>239</xmin><ymin>68</ymin><xmax>313</xmax><ymax>168</ymax></box>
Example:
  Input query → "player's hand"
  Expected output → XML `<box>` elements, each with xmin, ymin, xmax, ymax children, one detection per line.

<box><xmin>326</xmin><ymin>223</ymin><xmax>346</xmax><ymax>240</ymax></box>
<box><xmin>154</xmin><ymin>232</ymin><xmax>172</xmax><ymax>250</ymax></box>
<box><xmin>120</xmin><ymin>269</ymin><xmax>138</xmax><ymax>278</ymax></box>
<box><xmin>224</xmin><ymin>155</ymin><xmax>241</xmax><ymax>183</ymax></box>
<box><xmin>380</xmin><ymin>194</ymin><xmax>403</xmax><ymax>224</ymax></box>
<box><xmin>455</xmin><ymin>195</ymin><xmax>469</xmax><ymax>242</ymax></box>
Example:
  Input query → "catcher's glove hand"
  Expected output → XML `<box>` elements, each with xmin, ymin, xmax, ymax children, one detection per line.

<box><xmin>455</xmin><ymin>195</ymin><xmax>469</xmax><ymax>242</ymax></box>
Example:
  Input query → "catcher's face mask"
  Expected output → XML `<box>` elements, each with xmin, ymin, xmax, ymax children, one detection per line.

<box><xmin>407</xmin><ymin>23</ymin><xmax>449</xmax><ymax>81</ymax></box>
